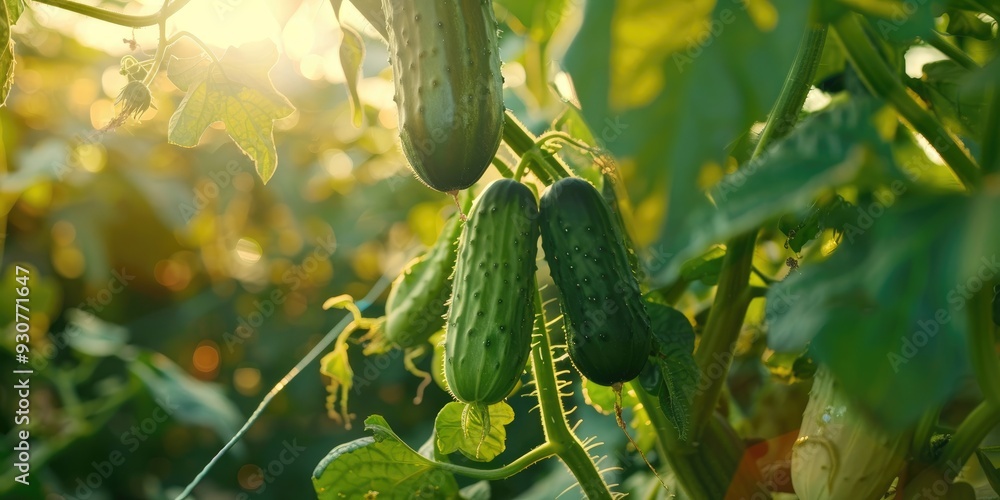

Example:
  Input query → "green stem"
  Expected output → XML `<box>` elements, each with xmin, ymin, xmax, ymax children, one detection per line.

<box><xmin>32</xmin><ymin>0</ymin><xmax>192</xmax><ymax>27</ymax></box>
<box><xmin>982</xmin><ymin>80</ymin><xmax>1000</xmax><ymax>176</ymax></box>
<box><xmin>491</xmin><ymin>157</ymin><xmax>515</xmax><ymax>178</ymax></box>
<box><xmin>530</xmin><ymin>286</ymin><xmax>614</xmax><ymax>499</ymax></box>
<box><xmin>924</xmin><ymin>32</ymin><xmax>979</xmax><ymax>71</ymax></box>
<box><xmin>692</xmin><ymin>14</ymin><xmax>828</xmax><ymax>446</ymax></box>
<box><xmin>142</xmin><ymin>19</ymin><xmax>168</xmax><ymax>87</ymax></box>
<box><xmin>433</xmin><ymin>442</ymin><xmax>557</xmax><ymax>480</ymax></box>
<box><xmin>969</xmin><ymin>288</ymin><xmax>1000</xmax><ymax>408</ymax></box>
<box><xmin>690</xmin><ymin>232</ymin><xmax>756</xmax><ymax>435</ymax></box>
<box><xmin>503</xmin><ymin>112</ymin><xmax>574</xmax><ymax>183</ymax></box>
<box><xmin>832</xmin><ymin>14</ymin><xmax>981</xmax><ymax>189</ymax></box>
<box><xmin>941</xmin><ymin>401</ymin><xmax>1000</xmax><ymax>467</ymax></box>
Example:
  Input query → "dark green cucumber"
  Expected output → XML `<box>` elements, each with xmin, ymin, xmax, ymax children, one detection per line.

<box><xmin>383</xmin><ymin>214</ymin><xmax>463</xmax><ymax>348</ymax></box>
<box><xmin>445</xmin><ymin>179</ymin><xmax>538</xmax><ymax>406</ymax></box>
<box><xmin>540</xmin><ymin>177</ymin><xmax>652</xmax><ymax>386</ymax></box>
<box><xmin>383</xmin><ymin>0</ymin><xmax>504</xmax><ymax>192</ymax></box>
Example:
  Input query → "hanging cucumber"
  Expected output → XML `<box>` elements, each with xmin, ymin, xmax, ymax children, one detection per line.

<box><xmin>444</xmin><ymin>179</ymin><xmax>538</xmax><ymax>410</ymax></box>
<box><xmin>383</xmin><ymin>0</ymin><xmax>505</xmax><ymax>192</ymax></box>
<box><xmin>539</xmin><ymin>177</ymin><xmax>652</xmax><ymax>387</ymax></box>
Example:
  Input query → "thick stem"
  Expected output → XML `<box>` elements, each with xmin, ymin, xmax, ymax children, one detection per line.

<box><xmin>924</xmin><ymin>32</ymin><xmax>979</xmax><ymax>71</ymax></box>
<box><xmin>982</xmin><ymin>79</ymin><xmax>1000</xmax><ymax>176</ymax></box>
<box><xmin>832</xmin><ymin>14</ymin><xmax>981</xmax><ymax>189</ymax></box>
<box><xmin>691</xmin><ymin>232</ymin><xmax>756</xmax><ymax>434</ymax></box>
<box><xmin>691</xmin><ymin>21</ymin><xmax>828</xmax><ymax>438</ymax></box>
<box><xmin>32</xmin><ymin>0</ymin><xmax>192</xmax><ymax>27</ymax></box>
<box><xmin>503</xmin><ymin>112</ymin><xmax>574</xmax><ymax>183</ymax></box>
<box><xmin>531</xmin><ymin>287</ymin><xmax>614</xmax><ymax>499</ymax></box>
<box><xmin>969</xmin><ymin>288</ymin><xmax>1000</xmax><ymax>410</ymax></box>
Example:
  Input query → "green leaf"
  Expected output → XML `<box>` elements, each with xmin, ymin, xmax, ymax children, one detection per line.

<box><xmin>910</xmin><ymin>60</ymin><xmax>989</xmax><ymax>142</ymax></box>
<box><xmin>313</xmin><ymin>420</ymin><xmax>460</xmax><ymax>500</ymax></box>
<box><xmin>678</xmin><ymin>246</ymin><xmax>726</xmax><ymax>285</ymax></box>
<box><xmin>658</xmin><ymin>98</ymin><xmax>899</xmax><ymax>283</ymax></box>
<box><xmin>944</xmin><ymin>9</ymin><xmax>995</xmax><ymax>40</ymax></box>
<box><xmin>166</xmin><ymin>41</ymin><xmax>294</xmax><ymax>183</ymax></box>
<box><xmin>63</xmin><ymin>309</ymin><xmax>129</xmax><ymax>357</ymax></box>
<box><xmin>497</xmin><ymin>0</ymin><xmax>567</xmax><ymax>44</ymax></box>
<box><xmin>564</xmin><ymin>0</ymin><xmax>812</xmax><ymax>287</ymax></box>
<box><xmin>5</xmin><ymin>0</ymin><xmax>21</xmax><ymax>24</ymax></box>
<box><xmin>129</xmin><ymin>351</ymin><xmax>244</xmax><ymax>447</ymax></box>
<box><xmin>343</xmin><ymin>0</ymin><xmax>388</xmax><ymax>41</ymax></box>
<box><xmin>0</xmin><ymin>0</ymin><xmax>14</xmax><ymax>106</ymax></box>
<box><xmin>331</xmin><ymin>0</ymin><xmax>366</xmax><ymax>127</ymax></box>
<box><xmin>778</xmin><ymin>194</ymin><xmax>856</xmax><ymax>253</ymax></box>
<box><xmin>434</xmin><ymin>402</ymin><xmax>515</xmax><ymax>462</ymax></box>
<box><xmin>582</xmin><ymin>378</ymin><xmax>617</xmax><ymax>415</ymax></box>
<box><xmin>976</xmin><ymin>449</ymin><xmax>1000</xmax><ymax>495</ymax></box>
<box><xmin>859</xmin><ymin>0</ymin><xmax>936</xmax><ymax>41</ymax></box>
<box><xmin>767</xmin><ymin>193</ymin><xmax>1000</xmax><ymax>430</ymax></box>
<box><xmin>645</xmin><ymin>302</ymin><xmax>698</xmax><ymax>442</ymax></box>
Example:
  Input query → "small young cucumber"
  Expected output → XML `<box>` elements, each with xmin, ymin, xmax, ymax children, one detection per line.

<box><xmin>382</xmin><ymin>0</ymin><xmax>505</xmax><ymax>192</ymax></box>
<box><xmin>539</xmin><ymin>177</ymin><xmax>652</xmax><ymax>386</ymax></box>
<box><xmin>445</xmin><ymin>179</ymin><xmax>538</xmax><ymax>407</ymax></box>
<box><xmin>382</xmin><ymin>214</ymin><xmax>463</xmax><ymax>349</ymax></box>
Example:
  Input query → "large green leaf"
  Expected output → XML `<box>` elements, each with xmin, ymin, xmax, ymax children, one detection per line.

<box><xmin>767</xmin><ymin>193</ymin><xmax>1000</xmax><ymax>430</ymax></box>
<box><xmin>657</xmin><ymin>98</ymin><xmax>899</xmax><ymax>282</ymax></box>
<box><xmin>166</xmin><ymin>41</ymin><xmax>294</xmax><ymax>183</ymax></box>
<box><xmin>910</xmin><ymin>60</ymin><xmax>989</xmax><ymax>142</ymax></box>
<box><xmin>564</xmin><ymin>0</ymin><xmax>811</xmax><ymax>287</ymax></box>
<box><xmin>313</xmin><ymin>416</ymin><xmax>460</xmax><ymax>499</ymax></box>
<box><xmin>434</xmin><ymin>401</ymin><xmax>515</xmax><ymax>462</ymax></box>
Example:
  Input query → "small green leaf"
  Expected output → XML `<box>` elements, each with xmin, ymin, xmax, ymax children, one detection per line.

<box><xmin>678</xmin><ymin>246</ymin><xmax>726</xmax><ymax>285</ymax></box>
<box><xmin>976</xmin><ymin>449</ymin><xmax>1000</xmax><ymax>495</ymax></box>
<box><xmin>657</xmin><ymin>98</ymin><xmax>899</xmax><ymax>283</ymax></box>
<box><xmin>166</xmin><ymin>40</ymin><xmax>294</xmax><ymax>183</ymax></box>
<box><xmin>434</xmin><ymin>402</ymin><xmax>514</xmax><ymax>462</ymax></box>
<box><xmin>4</xmin><ymin>0</ymin><xmax>21</xmax><ymax>24</ymax></box>
<box><xmin>582</xmin><ymin>378</ymin><xmax>616</xmax><ymax>415</ymax></box>
<box><xmin>944</xmin><ymin>10</ymin><xmax>995</xmax><ymax>40</ymax></box>
<box><xmin>778</xmin><ymin>195</ymin><xmax>856</xmax><ymax>253</ymax></box>
<box><xmin>0</xmin><ymin>0</ymin><xmax>15</xmax><ymax>106</ymax></box>
<box><xmin>911</xmin><ymin>60</ymin><xmax>989</xmax><ymax>142</ymax></box>
<box><xmin>645</xmin><ymin>302</ymin><xmax>698</xmax><ymax>442</ymax></box>
<box><xmin>313</xmin><ymin>417</ymin><xmax>460</xmax><ymax>500</ymax></box>
<box><xmin>320</xmin><ymin>343</ymin><xmax>354</xmax><ymax>428</ymax></box>
<box><xmin>331</xmin><ymin>0</ymin><xmax>367</xmax><ymax>127</ymax></box>
<box><xmin>129</xmin><ymin>351</ymin><xmax>244</xmax><ymax>449</ymax></box>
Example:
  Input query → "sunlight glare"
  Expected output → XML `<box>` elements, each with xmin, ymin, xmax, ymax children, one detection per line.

<box><xmin>168</xmin><ymin>0</ymin><xmax>281</xmax><ymax>49</ymax></box>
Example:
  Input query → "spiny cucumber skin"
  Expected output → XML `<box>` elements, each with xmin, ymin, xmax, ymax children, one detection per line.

<box><xmin>383</xmin><ymin>0</ymin><xmax>505</xmax><ymax>192</ymax></box>
<box><xmin>445</xmin><ymin>179</ymin><xmax>538</xmax><ymax>405</ymax></box>
<box><xmin>539</xmin><ymin>177</ymin><xmax>652</xmax><ymax>386</ymax></box>
<box><xmin>384</xmin><ymin>215</ymin><xmax>462</xmax><ymax>348</ymax></box>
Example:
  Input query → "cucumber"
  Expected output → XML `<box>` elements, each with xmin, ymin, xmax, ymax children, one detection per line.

<box><xmin>539</xmin><ymin>177</ymin><xmax>652</xmax><ymax>386</ymax></box>
<box><xmin>383</xmin><ymin>0</ymin><xmax>504</xmax><ymax>192</ymax></box>
<box><xmin>382</xmin><ymin>214</ymin><xmax>463</xmax><ymax>348</ymax></box>
<box><xmin>444</xmin><ymin>179</ymin><xmax>538</xmax><ymax>407</ymax></box>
